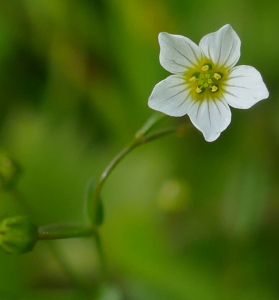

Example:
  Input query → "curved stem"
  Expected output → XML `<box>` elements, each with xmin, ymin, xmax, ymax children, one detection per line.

<box><xmin>91</xmin><ymin>118</ymin><xmax>187</xmax><ymax>224</ymax></box>
<box><xmin>91</xmin><ymin>138</ymin><xmax>139</xmax><ymax>210</ymax></box>
<box><xmin>92</xmin><ymin>113</ymin><xmax>166</xmax><ymax>206</ymax></box>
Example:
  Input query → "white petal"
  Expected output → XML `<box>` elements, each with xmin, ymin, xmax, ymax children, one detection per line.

<box><xmin>199</xmin><ymin>24</ymin><xmax>241</xmax><ymax>69</ymax></box>
<box><xmin>188</xmin><ymin>97</ymin><xmax>232</xmax><ymax>142</ymax></box>
<box><xmin>223</xmin><ymin>65</ymin><xmax>269</xmax><ymax>109</ymax></box>
<box><xmin>159</xmin><ymin>32</ymin><xmax>203</xmax><ymax>74</ymax></box>
<box><xmin>148</xmin><ymin>75</ymin><xmax>193</xmax><ymax>117</ymax></box>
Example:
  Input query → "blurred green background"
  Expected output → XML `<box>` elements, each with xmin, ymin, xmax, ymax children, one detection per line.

<box><xmin>0</xmin><ymin>0</ymin><xmax>279</xmax><ymax>299</ymax></box>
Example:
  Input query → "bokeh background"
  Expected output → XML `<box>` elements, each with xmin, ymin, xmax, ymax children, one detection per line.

<box><xmin>0</xmin><ymin>0</ymin><xmax>279</xmax><ymax>299</ymax></box>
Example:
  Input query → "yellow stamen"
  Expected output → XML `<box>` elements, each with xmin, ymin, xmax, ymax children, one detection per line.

<box><xmin>196</xmin><ymin>87</ymin><xmax>202</xmax><ymax>94</ymax></box>
<box><xmin>211</xmin><ymin>85</ymin><xmax>218</xmax><ymax>92</ymax></box>
<box><xmin>214</xmin><ymin>73</ymin><xmax>222</xmax><ymax>80</ymax></box>
<box><xmin>189</xmin><ymin>76</ymin><xmax>196</xmax><ymax>82</ymax></box>
<box><xmin>202</xmin><ymin>65</ymin><xmax>209</xmax><ymax>71</ymax></box>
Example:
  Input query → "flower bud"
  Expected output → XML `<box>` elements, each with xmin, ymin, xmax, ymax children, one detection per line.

<box><xmin>0</xmin><ymin>216</ymin><xmax>38</xmax><ymax>254</ymax></box>
<box><xmin>0</xmin><ymin>153</ymin><xmax>21</xmax><ymax>190</ymax></box>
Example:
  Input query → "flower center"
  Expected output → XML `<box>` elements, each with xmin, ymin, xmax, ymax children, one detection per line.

<box><xmin>189</xmin><ymin>63</ymin><xmax>223</xmax><ymax>94</ymax></box>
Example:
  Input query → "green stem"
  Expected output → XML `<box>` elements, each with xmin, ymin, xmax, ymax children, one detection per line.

<box><xmin>92</xmin><ymin>113</ymin><xmax>166</xmax><ymax>205</ymax></box>
<box><xmin>38</xmin><ymin>223</ymin><xmax>96</xmax><ymax>240</ymax></box>
<box><xmin>48</xmin><ymin>242</ymin><xmax>91</xmax><ymax>294</ymax></box>
<box><xmin>135</xmin><ymin>112</ymin><xmax>165</xmax><ymax>138</ymax></box>
<box><xmin>91</xmin><ymin>138</ymin><xmax>139</xmax><ymax>212</ymax></box>
<box><xmin>91</xmin><ymin>114</ymin><xmax>187</xmax><ymax>224</ymax></box>
<box><xmin>141</xmin><ymin>126</ymin><xmax>181</xmax><ymax>144</ymax></box>
<box><xmin>94</xmin><ymin>232</ymin><xmax>107</xmax><ymax>280</ymax></box>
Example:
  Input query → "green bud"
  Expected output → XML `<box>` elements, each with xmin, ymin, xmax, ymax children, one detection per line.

<box><xmin>0</xmin><ymin>153</ymin><xmax>21</xmax><ymax>190</ymax></box>
<box><xmin>0</xmin><ymin>216</ymin><xmax>38</xmax><ymax>254</ymax></box>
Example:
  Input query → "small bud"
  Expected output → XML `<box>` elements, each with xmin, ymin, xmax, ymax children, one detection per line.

<box><xmin>0</xmin><ymin>153</ymin><xmax>21</xmax><ymax>190</ymax></box>
<box><xmin>0</xmin><ymin>216</ymin><xmax>38</xmax><ymax>254</ymax></box>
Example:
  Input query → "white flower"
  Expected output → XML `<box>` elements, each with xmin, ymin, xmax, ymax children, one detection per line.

<box><xmin>148</xmin><ymin>25</ymin><xmax>269</xmax><ymax>142</ymax></box>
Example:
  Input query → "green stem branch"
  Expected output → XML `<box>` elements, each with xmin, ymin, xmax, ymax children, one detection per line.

<box><xmin>91</xmin><ymin>113</ymin><xmax>187</xmax><ymax>224</ymax></box>
<box><xmin>38</xmin><ymin>224</ymin><xmax>96</xmax><ymax>240</ymax></box>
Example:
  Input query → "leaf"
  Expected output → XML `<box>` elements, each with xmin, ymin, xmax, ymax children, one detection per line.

<box><xmin>84</xmin><ymin>178</ymin><xmax>104</xmax><ymax>226</ymax></box>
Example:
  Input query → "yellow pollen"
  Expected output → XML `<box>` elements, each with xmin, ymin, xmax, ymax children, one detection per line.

<box><xmin>196</xmin><ymin>87</ymin><xmax>202</xmax><ymax>94</ymax></box>
<box><xmin>189</xmin><ymin>76</ymin><xmax>196</xmax><ymax>82</ymax></box>
<box><xmin>211</xmin><ymin>85</ymin><xmax>218</xmax><ymax>92</ymax></box>
<box><xmin>202</xmin><ymin>65</ymin><xmax>209</xmax><ymax>71</ymax></box>
<box><xmin>214</xmin><ymin>73</ymin><xmax>222</xmax><ymax>80</ymax></box>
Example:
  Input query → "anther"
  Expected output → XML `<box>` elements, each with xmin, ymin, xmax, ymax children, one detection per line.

<box><xmin>211</xmin><ymin>85</ymin><xmax>219</xmax><ymax>93</ymax></box>
<box><xmin>214</xmin><ymin>73</ymin><xmax>222</xmax><ymax>80</ymax></box>
<box><xmin>196</xmin><ymin>86</ymin><xmax>203</xmax><ymax>94</ymax></box>
<box><xmin>201</xmin><ymin>65</ymin><xmax>209</xmax><ymax>71</ymax></box>
<box><xmin>189</xmin><ymin>76</ymin><xmax>196</xmax><ymax>82</ymax></box>
<box><xmin>201</xmin><ymin>63</ymin><xmax>212</xmax><ymax>72</ymax></box>
<box><xmin>189</xmin><ymin>72</ymin><xmax>200</xmax><ymax>83</ymax></box>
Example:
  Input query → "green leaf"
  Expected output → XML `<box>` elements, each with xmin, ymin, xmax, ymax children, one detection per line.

<box><xmin>84</xmin><ymin>178</ymin><xmax>104</xmax><ymax>226</ymax></box>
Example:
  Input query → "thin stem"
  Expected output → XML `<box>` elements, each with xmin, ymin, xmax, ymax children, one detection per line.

<box><xmin>49</xmin><ymin>242</ymin><xmax>91</xmax><ymax>295</ymax></box>
<box><xmin>92</xmin><ymin>139</ymin><xmax>139</xmax><ymax>206</ymax></box>
<box><xmin>94</xmin><ymin>232</ymin><xmax>107</xmax><ymax>281</ymax></box>
<box><xmin>38</xmin><ymin>224</ymin><xmax>96</xmax><ymax>240</ymax></box>
<box><xmin>91</xmin><ymin>121</ymin><xmax>188</xmax><ymax>224</ymax></box>
<box><xmin>91</xmin><ymin>113</ymin><xmax>166</xmax><ymax>208</ymax></box>
<box><xmin>141</xmin><ymin>126</ymin><xmax>181</xmax><ymax>144</ymax></box>
<box><xmin>135</xmin><ymin>112</ymin><xmax>165</xmax><ymax>138</ymax></box>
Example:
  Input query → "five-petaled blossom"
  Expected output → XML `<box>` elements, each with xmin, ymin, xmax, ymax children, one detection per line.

<box><xmin>148</xmin><ymin>24</ymin><xmax>269</xmax><ymax>142</ymax></box>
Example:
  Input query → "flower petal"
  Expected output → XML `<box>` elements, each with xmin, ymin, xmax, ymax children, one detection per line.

<box><xmin>187</xmin><ymin>97</ymin><xmax>232</xmax><ymax>142</ymax></box>
<box><xmin>199</xmin><ymin>24</ymin><xmax>241</xmax><ymax>69</ymax></box>
<box><xmin>148</xmin><ymin>75</ymin><xmax>193</xmax><ymax>117</ymax></box>
<box><xmin>223</xmin><ymin>65</ymin><xmax>269</xmax><ymax>109</ymax></box>
<box><xmin>159</xmin><ymin>32</ymin><xmax>203</xmax><ymax>74</ymax></box>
